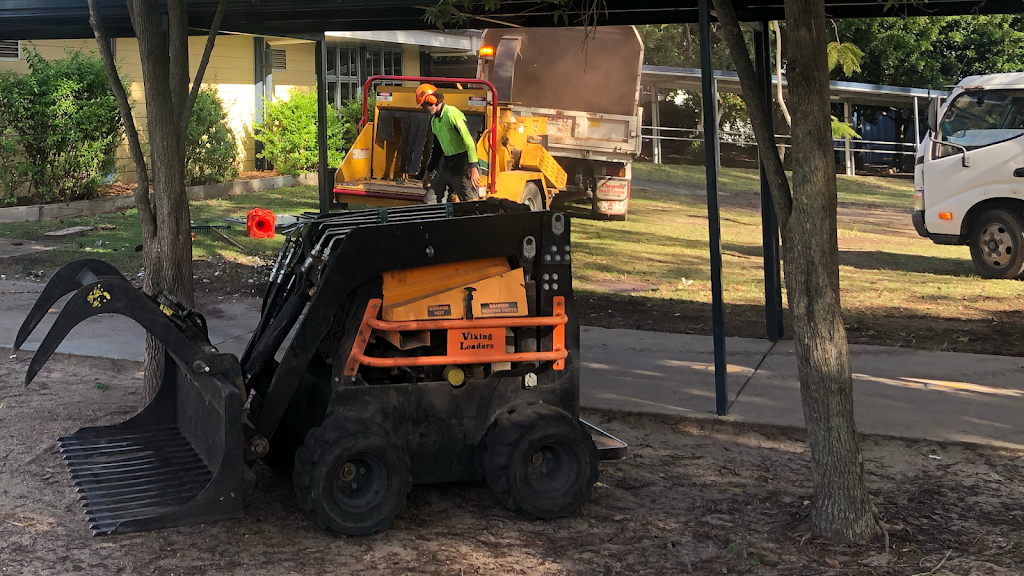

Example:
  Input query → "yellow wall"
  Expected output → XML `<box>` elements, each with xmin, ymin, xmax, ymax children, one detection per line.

<box><xmin>269</xmin><ymin>39</ymin><xmax>315</xmax><ymax>101</ymax></box>
<box><xmin>0</xmin><ymin>36</ymin><xmax>262</xmax><ymax>184</ymax></box>
<box><xmin>114</xmin><ymin>35</ymin><xmax>259</xmax><ymax>183</ymax></box>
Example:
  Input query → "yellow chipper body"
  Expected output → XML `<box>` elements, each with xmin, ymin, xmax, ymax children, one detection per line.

<box><xmin>333</xmin><ymin>82</ymin><xmax>566</xmax><ymax>211</ymax></box>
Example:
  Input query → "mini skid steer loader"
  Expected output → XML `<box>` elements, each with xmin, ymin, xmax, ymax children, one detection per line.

<box><xmin>17</xmin><ymin>200</ymin><xmax>626</xmax><ymax>536</ymax></box>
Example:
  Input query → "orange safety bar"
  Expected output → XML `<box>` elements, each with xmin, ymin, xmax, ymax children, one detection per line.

<box><xmin>365</xmin><ymin>314</ymin><xmax>567</xmax><ymax>332</ymax></box>
<box><xmin>343</xmin><ymin>297</ymin><xmax>568</xmax><ymax>377</ymax></box>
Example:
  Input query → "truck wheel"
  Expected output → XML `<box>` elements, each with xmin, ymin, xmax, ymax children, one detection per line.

<box><xmin>294</xmin><ymin>414</ymin><xmax>410</xmax><ymax>535</ymax></box>
<box><xmin>520</xmin><ymin>182</ymin><xmax>544</xmax><ymax>211</ymax></box>
<box><xmin>483</xmin><ymin>404</ymin><xmax>598</xmax><ymax>519</ymax></box>
<box><xmin>969</xmin><ymin>209</ymin><xmax>1024</xmax><ymax>279</ymax></box>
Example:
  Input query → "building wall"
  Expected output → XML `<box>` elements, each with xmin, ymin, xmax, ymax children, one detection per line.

<box><xmin>1</xmin><ymin>36</ymin><xmax>268</xmax><ymax>183</ymax></box>
<box><xmin>1</xmin><ymin>36</ymin><xmax>443</xmax><ymax>186</ymax></box>
<box><xmin>270</xmin><ymin>40</ymin><xmax>315</xmax><ymax>101</ymax></box>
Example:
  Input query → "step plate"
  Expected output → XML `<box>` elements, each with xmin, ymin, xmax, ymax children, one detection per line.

<box><xmin>581</xmin><ymin>419</ymin><xmax>628</xmax><ymax>461</ymax></box>
<box><xmin>58</xmin><ymin>426</ymin><xmax>213</xmax><ymax>536</ymax></box>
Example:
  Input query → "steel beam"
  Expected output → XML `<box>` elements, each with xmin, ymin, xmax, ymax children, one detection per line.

<box><xmin>699</xmin><ymin>0</ymin><xmax>728</xmax><ymax>415</ymax></box>
<box><xmin>753</xmin><ymin>22</ymin><xmax>784</xmax><ymax>343</ymax></box>
<box><xmin>315</xmin><ymin>36</ymin><xmax>330</xmax><ymax>214</ymax></box>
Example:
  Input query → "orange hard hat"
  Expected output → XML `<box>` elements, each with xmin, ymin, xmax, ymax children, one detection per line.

<box><xmin>416</xmin><ymin>83</ymin><xmax>439</xmax><ymax>106</ymax></box>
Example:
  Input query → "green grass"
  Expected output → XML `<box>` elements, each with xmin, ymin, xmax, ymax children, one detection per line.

<box><xmin>578</xmin><ymin>162</ymin><xmax>1022</xmax><ymax>335</ymax></box>
<box><xmin>632</xmin><ymin>162</ymin><xmax>913</xmax><ymax>210</ymax></box>
<box><xmin>0</xmin><ymin>185</ymin><xmax>323</xmax><ymax>272</ymax></box>
<box><xmin>4</xmin><ymin>167</ymin><xmax>1016</xmax><ymax>352</ymax></box>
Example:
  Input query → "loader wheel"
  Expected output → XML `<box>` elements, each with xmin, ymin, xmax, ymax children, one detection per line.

<box><xmin>293</xmin><ymin>415</ymin><xmax>410</xmax><ymax>535</ymax></box>
<box><xmin>483</xmin><ymin>404</ymin><xmax>598</xmax><ymax>519</ymax></box>
<box><xmin>520</xmin><ymin>182</ymin><xmax>544</xmax><ymax>212</ymax></box>
<box><xmin>969</xmin><ymin>209</ymin><xmax>1024</xmax><ymax>279</ymax></box>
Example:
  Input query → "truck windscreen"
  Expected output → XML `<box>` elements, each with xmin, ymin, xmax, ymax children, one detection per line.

<box><xmin>937</xmin><ymin>89</ymin><xmax>1024</xmax><ymax>158</ymax></box>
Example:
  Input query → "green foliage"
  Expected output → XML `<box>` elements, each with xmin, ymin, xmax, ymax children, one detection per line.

<box><xmin>835</xmin><ymin>16</ymin><xmax>1024</xmax><ymax>88</ymax></box>
<box><xmin>339</xmin><ymin>92</ymin><xmax>374</xmax><ymax>149</ymax></box>
<box><xmin>831</xmin><ymin>116</ymin><xmax>861</xmax><ymax>139</ymax></box>
<box><xmin>185</xmin><ymin>86</ymin><xmax>239</xmax><ymax>186</ymax></box>
<box><xmin>827</xmin><ymin>41</ymin><xmax>865</xmax><ymax>76</ymax></box>
<box><xmin>254</xmin><ymin>88</ymin><xmax>346</xmax><ymax>176</ymax></box>
<box><xmin>0</xmin><ymin>47</ymin><xmax>124</xmax><ymax>206</ymax></box>
<box><xmin>639</xmin><ymin>24</ymin><xmax>735</xmax><ymax>70</ymax></box>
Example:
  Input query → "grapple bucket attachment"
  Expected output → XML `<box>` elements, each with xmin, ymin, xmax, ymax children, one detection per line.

<box><xmin>14</xmin><ymin>259</ymin><xmax>126</xmax><ymax>352</ymax></box>
<box><xmin>22</xmin><ymin>265</ymin><xmax>244</xmax><ymax>536</ymax></box>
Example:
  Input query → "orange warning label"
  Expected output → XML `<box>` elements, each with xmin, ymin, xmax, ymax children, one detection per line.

<box><xmin>447</xmin><ymin>327</ymin><xmax>505</xmax><ymax>357</ymax></box>
<box><xmin>479</xmin><ymin>302</ymin><xmax>519</xmax><ymax>316</ymax></box>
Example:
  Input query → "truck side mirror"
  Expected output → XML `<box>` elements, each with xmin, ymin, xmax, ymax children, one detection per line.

<box><xmin>928</xmin><ymin>103</ymin><xmax>938</xmax><ymax>135</ymax></box>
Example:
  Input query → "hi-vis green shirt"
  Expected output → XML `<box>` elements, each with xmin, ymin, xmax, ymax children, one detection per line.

<box><xmin>427</xmin><ymin>104</ymin><xmax>479</xmax><ymax>169</ymax></box>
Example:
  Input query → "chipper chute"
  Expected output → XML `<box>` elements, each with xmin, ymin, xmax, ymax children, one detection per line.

<box><xmin>20</xmin><ymin>200</ymin><xmax>625</xmax><ymax>537</ymax></box>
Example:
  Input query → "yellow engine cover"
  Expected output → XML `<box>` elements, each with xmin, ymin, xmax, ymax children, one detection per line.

<box><xmin>382</xmin><ymin>258</ymin><xmax>529</xmax><ymax>321</ymax></box>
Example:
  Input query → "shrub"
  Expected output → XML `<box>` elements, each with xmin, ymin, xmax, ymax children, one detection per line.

<box><xmin>0</xmin><ymin>47</ymin><xmax>124</xmax><ymax>205</ymax></box>
<box><xmin>254</xmin><ymin>87</ymin><xmax>347</xmax><ymax>176</ymax></box>
<box><xmin>185</xmin><ymin>86</ymin><xmax>239</xmax><ymax>186</ymax></box>
<box><xmin>339</xmin><ymin>92</ymin><xmax>374</xmax><ymax>148</ymax></box>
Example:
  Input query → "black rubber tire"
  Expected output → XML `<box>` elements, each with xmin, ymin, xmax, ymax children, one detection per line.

<box><xmin>520</xmin><ymin>182</ymin><xmax>544</xmax><ymax>212</ymax></box>
<box><xmin>293</xmin><ymin>414</ymin><xmax>410</xmax><ymax>535</ymax></box>
<box><xmin>483</xmin><ymin>404</ymin><xmax>599</xmax><ymax>519</ymax></box>
<box><xmin>969</xmin><ymin>209</ymin><xmax>1024</xmax><ymax>279</ymax></box>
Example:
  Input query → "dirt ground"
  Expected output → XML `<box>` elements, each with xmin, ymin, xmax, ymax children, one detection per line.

<box><xmin>2</xmin><ymin>351</ymin><xmax>1022</xmax><ymax>576</ymax></box>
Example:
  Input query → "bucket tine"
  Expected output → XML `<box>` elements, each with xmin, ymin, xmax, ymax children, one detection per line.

<box><xmin>24</xmin><ymin>278</ymin><xmax>211</xmax><ymax>388</ymax></box>
<box><xmin>22</xmin><ymin>273</ymin><xmax>247</xmax><ymax>535</ymax></box>
<box><xmin>14</xmin><ymin>259</ymin><xmax>127</xmax><ymax>352</ymax></box>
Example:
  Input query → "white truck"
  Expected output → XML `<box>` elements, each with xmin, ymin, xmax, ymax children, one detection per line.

<box><xmin>479</xmin><ymin>26</ymin><xmax>644</xmax><ymax>219</ymax></box>
<box><xmin>914</xmin><ymin>72</ymin><xmax>1024</xmax><ymax>278</ymax></box>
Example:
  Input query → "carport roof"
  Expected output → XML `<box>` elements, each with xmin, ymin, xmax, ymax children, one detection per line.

<box><xmin>1</xmin><ymin>0</ymin><xmax>1022</xmax><ymax>41</ymax></box>
<box><xmin>642</xmin><ymin>65</ymin><xmax>951</xmax><ymax>108</ymax></box>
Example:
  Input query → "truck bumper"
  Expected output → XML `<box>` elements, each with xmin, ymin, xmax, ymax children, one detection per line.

<box><xmin>913</xmin><ymin>210</ymin><xmax>964</xmax><ymax>245</ymax></box>
<box><xmin>912</xmin><ymin>210</ymin><xmax>928</xmax><ymax>238</ymax></box>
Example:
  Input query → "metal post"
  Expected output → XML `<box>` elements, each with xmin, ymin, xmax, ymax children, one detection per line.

<box><xmin>754</xmin><ymin>22</ymin><xmax>783</xmax><ymax>343</ymax></box>
<box><xmin>712</xmin><ymin>76</ymin><xmax>721</xmax><ymax>169</ymax></box>
<box><xmin>913</xmin><ymin>96</ymin><xmax>920</xmax><ymax>144</ymax></box>
<box><xmin>699</xmin><ymin>0</ymin><xmax>728</xmax><ymax>416</ymax></box>
<box><xmin>844</xmin><ymin>101</ymin><xmax>854</xmax><ymax>176</ymax></box>
<box><xmin>315</xmin><ymin>36</ymin><xmax>331</xmax><ymax>214</ymax></box>
<box><xmin>651</xmin><ymin>84</ymin><xmax>663</xmax><ymax>165</ymax></box>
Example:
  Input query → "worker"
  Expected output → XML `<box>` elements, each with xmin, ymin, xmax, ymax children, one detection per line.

<box><xmin>416</xmin><ymin>83</ymin><xmax>483</xmax><ymax>203</ymax></box>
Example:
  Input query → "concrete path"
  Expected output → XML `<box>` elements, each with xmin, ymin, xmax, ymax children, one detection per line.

<box><xmin>4</xmin><ymin>280</ymin><xmax>1023</xmax><ymax>449</ymax></box>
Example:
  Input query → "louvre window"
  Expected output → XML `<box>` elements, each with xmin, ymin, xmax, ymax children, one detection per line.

<box><xmin>270</xmin><ymin>48</ymin><xmax>287</xmax><ymax>71</ymax></box>
<box><xmin>0</xmin><ymin>40</ymin><xmax>20</xmax><ymax>60</ymax></box>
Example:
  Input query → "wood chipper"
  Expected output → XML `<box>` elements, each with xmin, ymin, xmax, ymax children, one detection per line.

<box><xmin>16</xmin><ymin>200</ymin><xmax>626</xmax><ymax>536</ymax></box>
<box><xmin>333</xmin><ymin>75</ymin><xmax>567</xmax><ymax>211</ymax></box>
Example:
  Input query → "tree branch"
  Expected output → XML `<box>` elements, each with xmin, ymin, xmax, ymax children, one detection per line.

<box><xmin>87</xmin><ymin>0</ymin><xmax>155</xmax><ymax>236</ymax></box>
<box><xmin>712</xmin><ymin>0</ymin><xmax>793</xmax><ymax>225</ymax></box>
<box><xmin>179</xmin><ymin>0</ymin><xmax>229</xmax><ymax>139</ymax></box>
<box><xmin>773</xmin><ymin>21</ymin><xmax>793</xmax><ymax>126</ymax></box>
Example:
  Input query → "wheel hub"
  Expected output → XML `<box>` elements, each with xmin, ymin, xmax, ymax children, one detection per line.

<box><xmin>980</xmin><ymin>224</ymin><xmax>1014</xmax><ymax>267</ymax></box>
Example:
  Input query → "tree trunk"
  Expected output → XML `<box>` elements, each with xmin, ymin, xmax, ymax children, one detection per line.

<box><xmin>89</xmin><ymin>0</ymin><xmax>223</xmax><ymax>401</ymax></box>
<box><xmin>712</xmin><ymin>0</ymin><xmax>882</xmax><ymax>544</ymax></box>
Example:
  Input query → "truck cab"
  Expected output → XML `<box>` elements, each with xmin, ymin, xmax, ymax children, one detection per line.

<box><xmin>915</xmin><ymin>73</ymin><xmax>1024</xmax><ymax>278</ymax></box>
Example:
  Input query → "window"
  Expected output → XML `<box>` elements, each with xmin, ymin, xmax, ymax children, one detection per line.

<box><xmin>364</xmin><ymin>48</ymin><xmax>404</xmax><ymax>84</ymax></box>
<box><xmin>270</xmin><ymin>48</ymin><xmax>287</xmax><ymax>72</ymax></box>
<box><xmin>0</xmin><ymin>40</ymin><xmax>19</xmax><ymax>61</ymax></box>
<box><xmin>934</xmin><ymin>89</ymin><xmax>1024</xmax><ymax>159</ymax></box>
<box><xmin>327</xmin><ymin>46</ymin><xmax>360</xmax><ymax>107</ymax></box>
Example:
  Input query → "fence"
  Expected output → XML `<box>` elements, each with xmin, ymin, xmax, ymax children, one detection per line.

<box><xmin>642</xmin><ymin>125</ymin><xmax>919</xmax><ymax>174</ymax></box>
